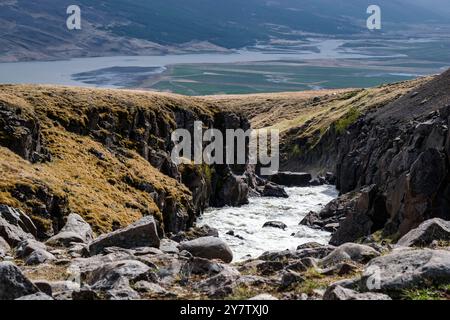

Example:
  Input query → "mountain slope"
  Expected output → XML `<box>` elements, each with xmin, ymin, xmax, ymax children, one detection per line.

<box><xmin>1</xmin><ymin>0</ymin><xmax>448</xmax><ymax>62</ymax></box>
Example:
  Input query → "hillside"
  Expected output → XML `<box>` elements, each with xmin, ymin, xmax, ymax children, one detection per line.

<box><xmin>0</xmin><ymin>85</ymin><xmax>254</xmax><ymax>238</ymax></box>
<box><xmin>1</xmin><ymin>0</ymin><xmax>448</xmax><ymax>62</ymax></box>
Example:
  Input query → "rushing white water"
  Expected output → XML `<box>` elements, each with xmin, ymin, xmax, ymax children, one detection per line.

<box><xmin>197</xmin><ymin>185</ymin><xmax>338</xmax><ymax>261</ymax></box>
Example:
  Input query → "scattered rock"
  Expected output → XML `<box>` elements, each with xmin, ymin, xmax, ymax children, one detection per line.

<box><xmin>15</xmin><ymin>239</ymin><xmax>47</xmax><ymax>259</ymax></box>
<box><xmin>260</xmin><ymin>245</ymin><xmax>335</xmax><ymax>262</ymax></box>
<box><xmin>178</xmin><ymin>236</ymin><xmax>233</xmax><ymax>263</ymax></box>
<box><xmin>181</xmin><ymin>257</ymin><xmax>224</xmax><ymax>276</ymax></box>
<box><xmin>320</xmin><ymin>262</ymin><xmax>359</xmax><ymax>276</ymax></box>
<box><xmin>0</xmin><ymin>215</ymin><xmax>34</xmax><ymax>247</ymax></box>
<box><xmin>0</xmin><ymin>262</ymin><xmax>39</xmax><ymax>300</ymax></box>
<box><xmin>159</xmin><ymin>238</ymin><xmax>179</xmax><ymax>254</ymax></box>
<box><xmin>323</xmin><ymin>286</ymin><xmax>391</xmax><ymax>300</ymax></box>
<box><xmin>15</xmin><ymin>292</ymin><xmax>54</xmax><ymax>300</ymax></box>
<box><xmin>0</xmin><ymin>205</ymin><xmax>37</xmax><ymax>237</ymax></box>
<box><xmin>396</xmin><ymin>218</ymin><xmax>450</xmax><ymax>247</ymax></box>
<box><xmin>248</xmin><ymin>294</ymin><xmax>278</xmax><ymax>300</ymax></box>
<box><xmin>280</xmin><ymin>270</ymin><xmax>304</xmax><ymax>289</ymax></box>
<box><xmin>171</xmin><ymin>225</ymin><xmax>219</xmax><ymax>242</ymax></box>
<box><xmin>0</xmin><ymin>237</ymin><xmax>11</xmax><ymax>258</ymax></box>
<box><xmin>256</xmin><ymin>261</ymin><xmax>284</xmax><ymax>275</ymax></box>
<box><xmin>88</xmin><ymin>215</ymin><xmax>160</xmax><ymax>255</ymax></box>
<box><xmin>269</xmin><ymin>172</ymin><xmax>312</xmax><ymax>187</ymax></box>
<box><xmin>263</xmin><ymin>221</ymin><xmax>288</xmax><ymax>230</ymax></box>
<box><xmin>297</xmin><ymin>242</ymin><xmax>323</xmax><ymax>250</ymax></box>
<box><xmin>133</xmin><ymin>281</ymin><xmax>168</xmax><ymax>295</ymax></box>
<box><xmin>33</xmin><ymin>280</ymin><xmax>53</xmax><ymax>296</ymax></box>
<box><xmin>261</xmin><ymin>183</ymin><xmax>289</xmax><ymax>198</ymax></box>
<box><xmin>25</xmin><ymin>249</ymin><xmax>56</xmax><ymax>265</ymax></box>
<box><xmin>46</xmin><ymin>213</ymin><xmax>94</xmax><ymax>247</ymax></box>
<box><xmin>321</xmin><ymin>243</ymin><xmax>380</xmax><ymax>267</ymax></box>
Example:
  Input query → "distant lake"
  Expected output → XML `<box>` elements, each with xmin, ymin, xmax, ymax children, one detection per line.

<box><xmin>0</xmin><ymin>40</ymin><xmax>383</xmax><ymax>89</ymax></box>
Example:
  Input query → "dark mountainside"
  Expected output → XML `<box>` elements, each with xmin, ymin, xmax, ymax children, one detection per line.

<box><xmin>1</xmin><ymin>72</ymin><xmax>450</xmax><ymax>300</ymax></box>
<box><xmin>0</xmin><ymin>0</ymin><xmax>447</xmax><ymax>62</ymax></box>
<box><xmin>291</xmin><ymin>69</ymin><xmax>450</xmax><ymax>244</ymax></box>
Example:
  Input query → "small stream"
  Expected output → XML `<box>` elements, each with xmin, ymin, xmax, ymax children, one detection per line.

<box><xmin>197</xmin><ymin>185</ymin><xmax>338</xmax><ymax>261</ymax></box>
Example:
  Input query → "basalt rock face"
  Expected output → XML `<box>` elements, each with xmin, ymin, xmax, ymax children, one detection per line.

<box><xmin>0</xmin><ymin>100</ymin><xmax>50</xmax><ymax>163</ymax></box>
<box><xmin>294</xmin><ymin>70</ymin><xmax>450</xmax><ymax>242</ymax></box>
<box><xmin>0</xmin><ymin>86</ymin><xmax>253</xmax><ymax>238</ymax></box>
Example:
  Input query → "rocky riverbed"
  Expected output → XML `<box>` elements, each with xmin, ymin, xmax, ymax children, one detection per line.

<box><xmin>1</xmin><ymin>203</ymin><xmax>449</xmax><ymax>300</ymax></box>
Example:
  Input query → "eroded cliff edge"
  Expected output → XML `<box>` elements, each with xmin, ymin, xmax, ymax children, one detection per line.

<box><xmin>0</xmin><ymin>85</ymin><xmax>250</xmax><ymax>238</ymax></box>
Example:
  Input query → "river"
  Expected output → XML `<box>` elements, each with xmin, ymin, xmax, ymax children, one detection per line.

<box><xmin>0</xmin><ymin>39</ymin><xmax>382</xmax><ymax>88</ymax></box>
<box><xmin>197</xmin><ymin>185</ymin><xmax>338</xmax><ymax>261</ymax></box>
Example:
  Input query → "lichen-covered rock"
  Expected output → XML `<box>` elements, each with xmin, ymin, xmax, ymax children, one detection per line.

<box><xmin>88</xmin><ymin>215</ymin><xmax>160</xmax><ymax>255</ymax></box>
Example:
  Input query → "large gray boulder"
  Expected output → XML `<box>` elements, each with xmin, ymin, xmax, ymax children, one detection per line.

<box><xmin>397</xmin><ymin>218</ymin><xmax>450</xmax><ymax>247</ymax></box>
<box><xmin>321</xmin><ymin>243</ymin><xmax>380</xmax><ymax>267</ymax></box>
<box><xmin>360</xmin><ymin>248</ymin><xmax>450</xmax><ymax>292</ymax></box>
<box><xmin>324</xmin><ymin>285</ymin><xmax>391</xmax><ymax>300</ymax></box>
<box><xmin>178</xmin><ymin>236</ymin><xmax>233</xmax><ymax>263</ymax></box>
<box><xmin>0</xmin><ymin>262</ymin><xmax>39</xmax><ymax>299</ymax></box>
<box><xmin>88</xmin><ymin>215</ymin><xmax>160</xmax><ymax>255</ymax></box>
<box><xmin>47</xmin><ymin>213</ymin><xmax>94</xmax><ymax>247</ymax></box>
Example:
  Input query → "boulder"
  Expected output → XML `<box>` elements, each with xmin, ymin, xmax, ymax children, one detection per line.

<box><xmin>360</xmin><ymin>248</ymin><xmax>450</xmax><ymax>292</ymax></box>
<box><xmin>0</xmin><ymin>237</ymin><xmax>10</xmax><ymax>258</ymax></box>
<box><xmin>25</xmin><ymin>249</ymin><xmax>56</xmax><ymax>266</ymax></box>
<box><xmin>88</xmin><ymin>215</ymin><xmax>160</xmax><ymax>255</ymax></box>
<box><xmin>15</xmin><ymin>292</ymin><xmax>54</xmax><ymax>300</ymax></box>
<box><xmin>46</xmin><ymin>213</ymin><xmax>94</xmax><ymax>247</ymax></box>
<box><xmin>248</xmin><ymin>294</ymin><xmax>279</xmax><ymax>300</ymax></box>
<box><xmin>181</xmin><ymin>257</ymin><xmax>225</xmax><ymax>276</ymax></box>
<box><xmin>396</xmin><ymin>218</ymin><xmax>450</xmax><ymax>247</ymax></box>
<box><xmin>321</xmin><ymin>243</ymin><xmax>380</xmax><ymax>267</ymax></box>
<box><xmin>159</xmin><ymin>238</ymin><xmax>179</xmax><ymax>254</ymax></box>
<box><xmin>323</xmin><ymin>286</ymin><xmax>391</xmax><ymax>300</ymax></box>
<box><xmin>0</xmin><ymin>205</ymin><xmax>37</xmax><ymax>237</ymax></box>
<box><xmin>260</xmin><ymin>245</ymin><xmax>335</xmax><ymax>262</ymax></box>
<box><xmin>84</xmin><ymin>260</ymin><xmax>151</xmax><ymax>288</ymax></box>
<box><xmin>263</xmin><ymin>221</ymin><xmax>288</xmax><ymax>230</ymax></box>
<box><xmin>280</xmin><ymin>270</ymin><xmax>305</xmax><ymax>289</ymax></box>
<box><xmin>256</xmin><ymin>261</ymin><xmax>284</xmax><ymax>275</ymax></box>
<box><xmin>0</xmin><ymin>216</ymin><xmax>34</xmax><ymax>247</ymax></box>
<box><xmin>269</xmin><ymin>172</ymin><xmax>312</xmax><ymax>187</ymax></box>
<box><xmin>178</xmin><ymin>236</ymin><xmax>233</xmax><ymax>263</ymax></box>
<box><xmin>0</xmin><ymin>262</ymin><xmax>39</xmax><ymax>300</ymax></box>
<box><xmin>15</xmin><ymin>239</ymin><xmax>47</xmax><ymax>259</ymax></box>
<box><xmin>261</xmin><ymin>183</ymin><xmax>289</xmax><ymax>198</ymax></box>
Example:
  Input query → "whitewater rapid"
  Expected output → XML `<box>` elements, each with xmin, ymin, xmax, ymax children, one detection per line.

<box><xmin>197</xmin><ymin>185</ymin><xmax>338</xmax><ymax>261</ymax></box>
